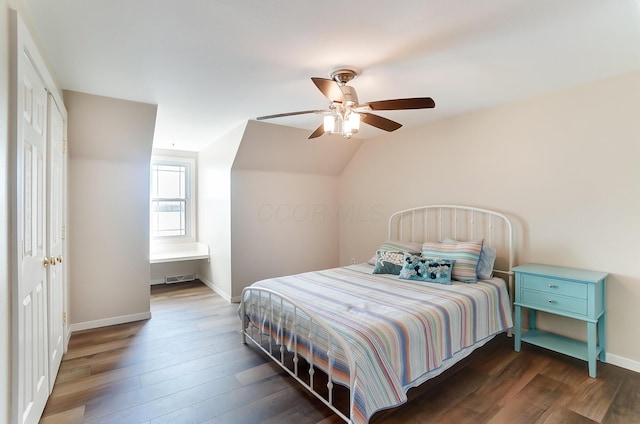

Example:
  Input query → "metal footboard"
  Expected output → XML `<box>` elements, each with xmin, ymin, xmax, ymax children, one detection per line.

<box><xmin>240</xmin><ymin>287</ymin><xmax>356</xmax><ymax>423</ymax></box>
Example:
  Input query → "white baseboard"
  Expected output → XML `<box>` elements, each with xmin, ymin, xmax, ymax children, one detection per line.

<box><xmin>198</xmin><ymin>277</ymin><xmax>233</xmax><ymax>303</ymax></box>
<box><xmin>69</xmin><ymin>311</ymin><xmax>152</xmax><ymax>333</ymax></box>
<box><xmin>606</xmin><ymin>353</ymin><xmax>640</xmax><ymax>374</ymax></box>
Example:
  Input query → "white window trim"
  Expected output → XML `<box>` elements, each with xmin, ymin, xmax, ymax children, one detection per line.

<box><xmin>150</xmin><ymin>155</ymin><xmax>196</xmax><ymax>244</ymax></box>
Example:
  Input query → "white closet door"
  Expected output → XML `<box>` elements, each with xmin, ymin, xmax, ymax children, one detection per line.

<box><xmin>47</xmin><ymin>96</ymin><xmax>65</xmax><ymax>392</ymax></box>
<box><xmin>16</xmin><ymin>45</ymin><xmax>50</xmax><ymax>424</ymax></box>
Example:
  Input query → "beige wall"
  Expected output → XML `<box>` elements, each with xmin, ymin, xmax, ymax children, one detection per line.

<box><xmin>66</xmin><ymin>91</ymin><xmax>157</xmax><ymax>328</ymax></box>
<box><xmin>231</xmin><ymin>170</ymin><xmax>340</xmax><ymax>298</ymax></box>
<box><xmin>0</xmin><ymin>0</ymin><xmax>10</xmax><ymax>419</ymax></box>
<box><xmin>224</xmin><ymin>120</ymin><xmax>360</xmax><ymax>299</ymax></box>
<box><xmin>339</xmin><ymin>69</ymin><xmax>640</xmax><ymax>365</ymax></box>
<box><xmin>198</xmin><ymin>120</ymin><xmax>360</xmax><ymax>301</ymax></box>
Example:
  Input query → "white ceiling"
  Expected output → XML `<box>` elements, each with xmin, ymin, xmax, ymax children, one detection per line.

<box><xmin>22</xmin><ymin>0</ymin><xmax>640</xmax><ymax>152</ymax></box>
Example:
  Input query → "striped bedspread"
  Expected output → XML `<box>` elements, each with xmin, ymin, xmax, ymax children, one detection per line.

<box><xmin>242</xmin><ymin>264</ymin><xmax>513</xmax><ymax>423</ymax></box>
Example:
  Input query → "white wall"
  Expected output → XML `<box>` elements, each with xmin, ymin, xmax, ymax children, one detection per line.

<box><xmin>150</xmin><ymin>261</ymin><xmax>200</xmax><ymax>284</ymax></box>
<box><xmin>339</xmin><ymin>69</ymin><xmax>640</xmax><ymax>366</ymax></box>
<box><xmin>0</xmin><ymin>0</ymin><xmax>10</xmax><ymax>419</ymax></box>
<box><xmin>197</xmin><ymin>122</ymin><xmax>246</xmax><ymax>300</ymax></box>
<box><xmin>65</xmin><ymin>91</ymin><xmax>157</xmax><ymax>329</ymax></box>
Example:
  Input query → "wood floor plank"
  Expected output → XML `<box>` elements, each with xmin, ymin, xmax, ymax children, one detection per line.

<box><xmin>41</xmin><ymin>281</ymin><xmax>640</xmax><ymax>424</ymax></box>
<box><xmin>84</xmin><ymin>374</ymin><xmax>242</xmax><ymax>422</ymax></box>
<box><xmin>486</xmin><ymin>373</ymin><xmax>571</xmax><ymax>423</ymax></box>
<box><xmin>602</xmin><ymin>370</ymin><xmax>640</xmax><ymax>424</ymax></box>
<box><xmin>536</xmin><ymin>407</ymin><xmax>599</xmax><ymax>424</ymax></box>
<box><xmin>83</xmin><ymin>354</ymin><xmax>265</xmax><ymax>420</ymax></box>
<box><xmin>138</xmin><ymin>345</ymin><xmax>263</xmax><ymax>386</ymax></box>
<box><xmin>39</xmin><ymin>405</ymin><xmax>85</xmax><ymax>424</ymax></box>
<box><xmin>206</xmin><ymin>383</ymin><xmax>330</xmax><ymax>424</ymax></box>
<box><xmin>147</xmin><ymin>374</ymin><xmax>296</xmax><ymax>424</ymax></box>
<box><xmin>235</xmin><ymin>361</ymin><xmax>283</xmax><ymax>385</ymax></box>
<box><xmin>44</xmin><ymin>376</ymin><xmax>141</xmax><ymax>417</ymax></box>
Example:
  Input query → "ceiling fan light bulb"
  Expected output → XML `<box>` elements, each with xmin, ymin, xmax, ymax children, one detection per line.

<box><xmin>335</xmin><ymin>114</ymin><xmax>343</xmax><ymax>134</ymax></box>
<box><xmin>348</xmin><ymin>112</ymin><xmax>360</xmax><ymax>132</ymax></box>
<box><xmin>324</xmin><ymin>115</ymin><xmax>335</xmax><ymax>133</ymax></box>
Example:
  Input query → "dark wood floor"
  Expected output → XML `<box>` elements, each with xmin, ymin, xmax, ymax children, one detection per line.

<box><xmin>41</xmin><ymin>281</ymin><xmax>640</xmax><ymax>424</ymax></box>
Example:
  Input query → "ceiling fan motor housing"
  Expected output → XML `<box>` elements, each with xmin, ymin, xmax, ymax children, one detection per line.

<box><xmin>340</xmin><ymin>86</ymin><xmax>358</xmax><ymax>106</ymax></box>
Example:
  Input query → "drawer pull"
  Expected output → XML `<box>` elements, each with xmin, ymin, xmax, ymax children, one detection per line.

<box><xmin>548</xmin><ymin>299</ymin><xmax>555</xmax><ymax>304</ymax></box>
<box><xmin>548</xmin><ymin>284</ymin><xmax>558</xmax><ymax>289</ymax></box>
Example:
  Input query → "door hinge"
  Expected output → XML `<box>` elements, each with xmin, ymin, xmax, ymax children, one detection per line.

<box><xmin>62</xmin><ymin>226</ymin><xmax>66</xmax><ymax>240</ymax></box>
<box><xmin>62</xmin><ymin>312</ymin><xmax>67</xmax><ymax>326</ymax></box>
<box><xmin>62</xmin><ymin>140</ymin><xmax>67</xmax><ymax>154</ymax></box>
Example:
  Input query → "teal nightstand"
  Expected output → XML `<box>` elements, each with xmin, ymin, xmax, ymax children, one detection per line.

<box><xmin>513</xmin><ymin>263</ymin><xmax>607</xmax><ymax>378</ymax></box>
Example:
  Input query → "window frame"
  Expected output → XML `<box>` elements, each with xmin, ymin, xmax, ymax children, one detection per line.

<box><xmin>150</xmin><ymin>155</ymin><xmax>196</xmax><ymax>244</ymax></box>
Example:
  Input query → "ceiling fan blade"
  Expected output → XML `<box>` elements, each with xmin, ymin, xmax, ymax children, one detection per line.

<box><xmin>308</xmin><ymin>124</ymin><xmax>325</xmax><ymax>139</ymax></box>
<box><xmin>360</xmin><ymin>113</ymin><xmax>403</xmax><ymax>132</ymax></box>
<box><xmin>311</xmin><ymin>77</ymin><xmax>344</xmax><ymax>103</ymax></box>
<box><xmin>256</xmin><ymin>110</ymin><xmax>320</xmax><ymax>120</ymax></box>
<box><xmin>367</xmin><ymin>97</ymin><xmax>435</xmax><ymax>111</ymax></box>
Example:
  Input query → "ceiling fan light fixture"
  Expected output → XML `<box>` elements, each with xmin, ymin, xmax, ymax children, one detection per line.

<box><xmin>345</xmin><ymin>112</ymin><xmax>360</xmax><ymax>133</ymax></box>
<box><xmin>324</xmin><ymin>109</ymin><xmax>360</xmax><ymax>139</ymax></box>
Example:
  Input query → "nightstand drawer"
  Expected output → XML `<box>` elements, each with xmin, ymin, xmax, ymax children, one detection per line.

<box><xmin>521</xmin><ymin>275</ymin><xmax>587</xmax><ymax>299</ymax></box>
<box><xmin>521</xmin><ymin>288</ymin><xmax>588</xmax><ymax>315</ymax></box>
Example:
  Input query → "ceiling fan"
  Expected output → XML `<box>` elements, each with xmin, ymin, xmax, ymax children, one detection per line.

<box><xmin>256</xmin><ymin>68</ymin><xmax>435</xmax><ymax>139</ymax></box>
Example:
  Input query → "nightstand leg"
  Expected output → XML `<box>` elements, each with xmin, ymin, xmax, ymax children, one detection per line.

<box><xmin>528</xmin><ymin>308</ymin><xmax>536</xmax><ymax>329</ymax></box>
<box><xmin>587</xmin><ymin>321</ymin><xmax>597</xmax><ymax>378</ymax></box>
<box><xmin>514</xmin><ymin>305</ymin><xmax>522</xmax><ymax>351</ymax></box>
<box><xmin>598</xmin><ymin>315</ymin><xmax>606</xmax><ymax>363</ymax></box>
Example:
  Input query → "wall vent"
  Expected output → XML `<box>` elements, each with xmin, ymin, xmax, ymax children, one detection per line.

<box><xmin>164</xmin><ymin>274</ymin><xmax>196</xmax><ymax>284</ymax></box>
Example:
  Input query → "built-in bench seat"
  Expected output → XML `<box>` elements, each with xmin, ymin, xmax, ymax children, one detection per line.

<box><xmin>150</xmin><ymin>242</ymin><xmax>210</xmax><ymax>264</ymax></box>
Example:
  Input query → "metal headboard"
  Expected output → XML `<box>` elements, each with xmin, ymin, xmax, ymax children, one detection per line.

<box><xmin>388</xmin><ymin>205</ymin><xmax>515</xmax><ymax>299</ymax></box>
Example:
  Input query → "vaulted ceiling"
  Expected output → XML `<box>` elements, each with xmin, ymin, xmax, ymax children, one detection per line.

<box><xmin>22</xmin><ymin>0</ymin><xmax>640</xmax><ymax>151</ymax></box>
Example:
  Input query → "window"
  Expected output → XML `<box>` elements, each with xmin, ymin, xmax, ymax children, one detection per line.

<box><xmin>150</xmin><ymin>156</ymin><xmax>196</xmax><ymax>240</ymax></box>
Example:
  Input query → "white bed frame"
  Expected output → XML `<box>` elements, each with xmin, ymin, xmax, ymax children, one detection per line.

<box><xmin>240</xmin><ymin>205</ymin><xmax>514</xmax><ymax>423</ymax></box>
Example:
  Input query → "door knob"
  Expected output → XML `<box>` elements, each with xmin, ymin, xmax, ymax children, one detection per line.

<box><xmin>56</xmin><ymin>255</ymin><xmax>63</xmax><ymax>264</ymax></box>
<box><xmin>43</xmin><ymin>257</ymin><xmax>50</xmax><ymax>267</ymax></box>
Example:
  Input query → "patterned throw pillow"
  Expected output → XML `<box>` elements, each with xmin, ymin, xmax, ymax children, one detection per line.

<box><xmin>372</xmin><ymin>250</ymin><xmax>406</xmax><ymax>275</ymax></box>
<box><xmin>423</xmin><ymin>257</ymin><xmax>456</xmax><ymax>284</ymax></box>
<box><xmin>370</xmin><ymin>240</ymin><xmax>423</xmax><ymax>274</ymax></box>
<box><xmin>422</xmin><ymin>240</ymin><xmax>483</xmax><ymax>283</ymax></box>
<box><xmin>399</xmin><ymin>254</ymin><xmax>455</xmax><ymax>284</ymax></box>
<box><xmin>378</xmin><ymin>240</ymin><xmax>423</xmax><ymax>255</ymax></box>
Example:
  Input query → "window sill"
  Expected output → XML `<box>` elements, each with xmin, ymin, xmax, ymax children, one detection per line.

<box><xmin>150</xmin><ymin>242</ymin><xmax>210</xmax><ymax>264</ymax></box>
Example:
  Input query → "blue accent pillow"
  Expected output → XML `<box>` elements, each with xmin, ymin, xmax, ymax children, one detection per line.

<box><xmin>477</xmin><ymin>245</ymin><xmax>496</xmax><ymax>280</ymax></box>
<box><xmin>398</xmin><ymin>254</ymin><xmax>455</xmax><ymax>285</ymax></box>
<box><xmin>372</xmin><ymin>250</ymin><xmax>406</xmax><ymax>275</ymax></box>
